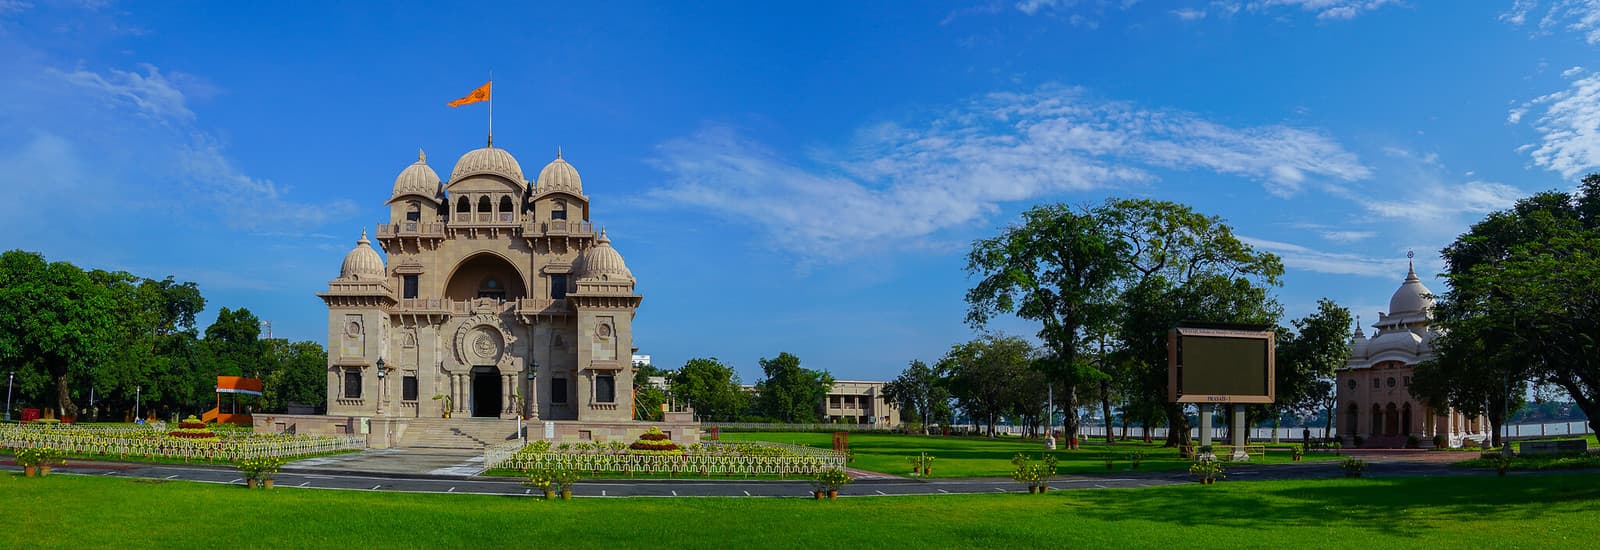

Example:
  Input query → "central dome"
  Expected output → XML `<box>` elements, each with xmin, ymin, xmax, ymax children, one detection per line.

<box><xmin>1388</xmin><ymin>262</ymin><xmax>1434</xmax><ymax>315</ymax></box>
<box><xmin>451</xmin><ymin>146</ymin><xmax>525</xmax><ymax>184</ymax></box>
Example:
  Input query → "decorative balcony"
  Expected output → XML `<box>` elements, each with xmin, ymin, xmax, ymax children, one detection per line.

<box><xmin>521</xmin><ymin>220</ymin><xmax>596</xmax><ymax>252</ymax></box>
<box><xmin>516</xmin><ymin>297</ymin><xmax>572</xmax><ymax>323</ymax></box>
<box><xmin>375</xmin><ymin>222</ymin><xmax>446</xmax><ymax>251</ymax></box>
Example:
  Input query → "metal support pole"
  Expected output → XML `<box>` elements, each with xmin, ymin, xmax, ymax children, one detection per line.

<box><xmin>1232</xmin><ymin>404</ymin><xmax>1249</xmax><ymax>461</ymax></box>
<box><xmin>5</xmin><ymin>371</ymin><xmax>12</xmax><ymax>421</ymax></box>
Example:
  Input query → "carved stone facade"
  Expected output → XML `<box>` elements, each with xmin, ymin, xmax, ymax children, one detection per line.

<box><xmin>318</xmin><ymin>145</ymin><xmax>642</xmax><ymax>424</ymax></box>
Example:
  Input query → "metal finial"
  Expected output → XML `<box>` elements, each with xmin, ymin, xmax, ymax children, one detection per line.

<box><xmin>418</xmin><ymin>148</ymin><xmax>426</xmax><ymax>163</ymax></box>
<box><xmin>557</xmin><ymin>146</ymin><xmax>563</xmax><ymax>160</ymax></box>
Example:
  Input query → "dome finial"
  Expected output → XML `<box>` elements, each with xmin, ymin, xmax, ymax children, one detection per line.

<box><xmin>599</xmin><ymin>226</ymin><xmax>608</xmax><ymax>243</ymax></box>
<box><xmin>1354</xmin><ymin>315</ymin><xmax>1364</xmax><ymax>338</ymax></box>
<box><xmin>487</xmin><ymin>132</ymin><xmax>494</xmax><ymax>148</ymax></box>
<box><xmin>557</xmin><ymin>146</ymin><xmax>563</xmax><ymax>160</ymax></box>
<box><xmin>359</xmin><ymin>229</ymin><xmax>369</xmax><ymax>244</ymax></box>
<box><xmin>418</xmin><ymin>148</ymin><xmax>426</xmax><ymax>163</ymax></box>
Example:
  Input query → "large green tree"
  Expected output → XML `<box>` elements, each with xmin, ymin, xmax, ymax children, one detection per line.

<box><xmin>965</xmin><ymin>203</ymin><xmax>1127</xmax><ymax>444</ymax></box>
<box><xmin>670</xmin><ymin>357</ymin><xmax>747</xmax><ymax>422</ymax></box>
<box><xmin>883</xmin><ymin>359</ymin><xmax>949</xmax><ymax>434</ymax></box>
<box><xmin>1101</xmin><ymin>198</ymin><xmax>1283</xmax><ymax>446</ymax></box>
<box><xmin>938</xmin><ymin>335</ymin><xmax>1036</xmax><ymax>436</ymax></box>
<box><xmin>632</xmin><ymin>362</ymin><xmax>669</xmax><ymax>421</ymax></box>
<box><xmin>263</xmin><ymin>340</ymin><xmax>328</xmax><ymax>413</ymax></box>
<box><xmin>0</xmin><ymin>251</ymin><xmax>118</xmax><ymax>418</ymax></box>
<box><xmin>1266</xmin><ymin>299</ymin><xmax>1353</xmax><ymax>440</ymax></box>
<box><xmin>754</xmin><ymin>352</ymin><xmax>833</xmax><ymax>423</ymax></box>
<box><xmin>1415</xmin><ymin>177</ymin><xmax>1600</xmax><ymax>444</ymax></box>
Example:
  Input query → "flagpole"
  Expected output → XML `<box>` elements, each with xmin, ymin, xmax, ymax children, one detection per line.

<box><xmin>488</xmin><ymin>70</ymin><xmax>494</xmax><ymax>147</ymax></box>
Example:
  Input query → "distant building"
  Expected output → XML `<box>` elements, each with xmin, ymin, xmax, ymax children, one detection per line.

<box><xmin>823</xmin><ymin>380</ymin><xmax>901</xmax><ymax>428</ymax></box>
<box><xmin>1337</xmin><ymin>259</ymin><xmax>1489</xmax><ymax>448</ymax></box>
<box><xmin>632</xmin><ymin>354</ymin><xmax>651</xmax><ymax>367</ymax></box>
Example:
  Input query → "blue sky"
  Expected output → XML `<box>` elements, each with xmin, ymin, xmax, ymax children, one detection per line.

<box><xmin>3</xmin><ymin>1</ymin><xmax>1599</xmax><ymax>384</ymax></box>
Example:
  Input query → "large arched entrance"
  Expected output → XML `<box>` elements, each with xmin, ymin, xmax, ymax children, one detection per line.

<box><xmin>1346</xmin><ymin>404</ymin><xmax>1359</xmax><ymax>439</ymax></box>
<box><xmin>444</xmin><ymin>253</ymin><xmax>527</xmax><ymax>302</ymax></box>
<box><xmin>1370</xmin><ymin>403</ymin><xmax>1382</xmax><ymax>436</ymax></box>
<box><xmin>1385</xmin><ymin>403</ymin><xmax>1400</xmax><ymax>436</ymax></box>
<box><xmin>1401</xmin><ymin>403</ymin><xmax>1413</xmax><ymax>437</ymax></box>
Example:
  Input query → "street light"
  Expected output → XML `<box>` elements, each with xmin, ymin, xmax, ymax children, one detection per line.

<box><xmin>375</xmin><ymin>357</ymin><xmax>387</xmax><ymax>417</ymax></box>
<box><xmin>5</xmin><ymin>371</ymin><xmax>13</xmax><ymax>421</ymax></box>
<box><xmin>135</xmin><ymin>386</ymin><xmax>141</xmax><ymax>422</ymax></box>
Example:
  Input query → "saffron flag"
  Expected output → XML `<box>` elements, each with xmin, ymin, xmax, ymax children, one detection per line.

<box><xmin>448</xmin><ymin>81</ymin><xmax>491</xmax><ymax>107</ymax></box>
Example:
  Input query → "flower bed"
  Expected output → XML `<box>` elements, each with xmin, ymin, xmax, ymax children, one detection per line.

<box><xmin>489</xmin><ymin>438</ymin><xmax>845</xmax><ymax>478</ymax></box>
<box><xmin>0</xmin><ymin>423</ymin><xmax>366</xmax><ymax>463</ymax></box>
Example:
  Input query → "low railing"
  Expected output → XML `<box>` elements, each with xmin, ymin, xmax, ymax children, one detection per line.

<box><xmin>516</xmin><ymin>298</ymin><xmax>569</xmax><ymax>316</ymax></box>
<box><xmin>483</xmin><ymin>439</ymin><xmax>526</xmax><ymax>470</ymax></box>
<box><xmin>375</xmin><ymin>222</ymin><xmax>445</xmax><ymax>238</ymax></box>
<box><xmin>522</xmin><ymin>220</ymin><xmax>595</xmax><ymax>237</ymax></box>
<box><xmin>489</xmin><ymin>441</ymin><xmax>846</xmax><ymax>477</ymax></box>
<box><xmin>0</xmin><ymin>424</ymin><xmax>367</xmax><ymax>462</ymax></box>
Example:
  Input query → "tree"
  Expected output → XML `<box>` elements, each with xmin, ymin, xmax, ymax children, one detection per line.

<box><xmin>670</xmin><ymin>357</ymin><xmax>747</xmax><ymax>422</ymax></box>
<box><xmin>965</xmin><ymin>203</ymin><xmax>1127</xmax><ymax>445</ymax></box>
<box><xmin>938</xmin><ymin>335</ymin><xmax>1036</xmax><ymax>436</ymax></box>
<box><xmin>0</xmin><ymin>251</ymin><xmax>118</xmax><ymax>418</ymax></box>
<box><xmin>1099</xmin><ymin>199</ymin><xmax>1283</xmax><ymax>446</ymax></box>
<box><xmin>1266</xmin><ymin>299</ymin><xmax>1352</xmax><ymax>440</ymax></box>
<box><xmin>1413</xmin><ymin>181</ymin><xmax>1600</xmax><ymax>445</ymax></box>
<box><xmin>264</xmin><ymin>340</ymin><xmax>327</xmax><ymax>413</ymax></box>
<box><xmin>883</xmin><ymin>360</ymin><xmax>948</xmax><ymax>434</ymax></box>
<box><xmin>633</xmin><ymin>362</ymin><xmax>668</xmax><ymax>421</ymax></box>
<box><xmin>754</xmin><ymin>352</ymin><xmax>833</xmax><ymax>423</ymax></box>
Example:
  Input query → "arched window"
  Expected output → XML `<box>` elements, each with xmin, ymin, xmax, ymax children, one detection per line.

<box><xmin>552</xmin><ymin>199</ymin><xmax>568</xmax><ymax>220</ymax></box>
<box><xmin>1370</xmin><ymin>403</ymin><xmax>1382</xmax><ymax>436</ymax></box>
<box><xmin>406</xmin><ymin>201</ymin><xmax>421</xmax><ymax>222</ymax></box>
<box><xmin>1401</xmin><ymin>403</ymin><xmax>1413</xmax><ymax>437</ymax></box>
<box><xmin>477</xmin><ymin>196</ymin><xmax>492</xmax><ymax>221</ymax></box>
<box><xmin>1385</xmin><ymin>403</ymin><xmax>1400</xmax><ymax>436</ymax></box>
<box><xmin>1346</xmin><ymin>404</ymin><xmax>1359</xmax><ymax>439</ymax></box>
<box><xmin>499</xmin><ymin>196</ymin><xmax>514</xmax><ymax>222</ymax></box>
<box><xmin>457</xmin><ymin>196</ymin><xmax>471</xmax><ymax>214</ymax></box>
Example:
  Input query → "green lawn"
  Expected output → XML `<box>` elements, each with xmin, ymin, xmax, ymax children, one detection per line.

<box><xmin>720</xmin><ymin>432</ymin><xmax>1336</xmax><ymax>477</ymax></box>
<box><xmin>3</xmin><ymin>471</ymin><xmax>1597</xmax><ymax>548</ymax></box>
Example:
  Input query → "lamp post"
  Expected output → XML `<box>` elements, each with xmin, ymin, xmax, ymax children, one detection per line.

<box><xmin>375</xmin><ymin>357</ymin><xmax>387</xmax><ymax>417</ymax></box>
<box><xmin>135</xmin><ymin>386</ymin><xmax>141</xmax><ymax>422</ymax></box>
<box><xmin>523</xmin><ymin>360</ymin><xmax>538</xmax><ymax>440</ymax></box>
<box><xmin>5</xmin><ymin>371</ymin><xmax>13</xmax><ymax>421</ymax></box>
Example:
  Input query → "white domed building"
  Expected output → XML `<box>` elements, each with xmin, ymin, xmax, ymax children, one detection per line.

<box><xmin>308</xmin><ymin>143</ymin><xmax>686</xmax><ymax>448</ymax></box>
<box><xmin>1336</xmin><ymin>258</ymin><xmax>1489</xmax><ymax>448</ymax></box>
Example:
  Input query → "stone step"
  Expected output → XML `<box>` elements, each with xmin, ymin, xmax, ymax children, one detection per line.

<box><xmin>397</xmin><ymin>419</ymin><xmax>519</xmax><ymax>449</ymax></box>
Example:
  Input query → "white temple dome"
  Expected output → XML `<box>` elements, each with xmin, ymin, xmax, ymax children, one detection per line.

<box><xmin>339</xmin><ymin>230</ymin><xmax>386</xmax><ymax>280</ymax></box>
<box><xmin>451</xmin><ymin>146</ymin><xmax>525</xmax><ymax>184</ymax></box>
<box><xmin>391</xmin><ymin>149</ymin><xmax>442</xmax><ymax>200</ymax></box>
<box><xmin>536</xmin><ymin>150</ymin><xmax>583</xmax><ymax>195</ymax></box>
<box><xmin>1387</xmin><ymin>262</ymin><xmax>1434</xmax><ymax>315</ymax></box>
<box><xmin>575</xmin><ymin>229</ymin><xmax>632</xmax><ymax>280</ymax></box>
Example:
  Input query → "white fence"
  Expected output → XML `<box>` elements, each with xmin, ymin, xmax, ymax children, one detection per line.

<box><xmin>976</xmin><ymin>420</ymin><xmax>1594</xmax><ymax>441</ymax></box>
<box><xmin>0</xmin><ymin>424</ymin><xmax>367</xmax><ymax>462</ymax></box>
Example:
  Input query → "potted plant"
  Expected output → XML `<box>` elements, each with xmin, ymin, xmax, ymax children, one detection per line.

<box><xmin>523</xmin><ymin>466</ymin><xmax>556</xmax><ymax>500</ymax></box>
<box><xmin>257</xmin><ymin>458</ymin><xmax>282</xmax><ymax>489</ymax></box>
<box><xmin>237</xmin><ymin>458</ymin><xmax>261</xmax><ymax>488</ymax></box>
<box><xmin>1341</xmin><ymin>457</ymin><xmax>1367</xmax><ymax>478</ymax></box>
<box><xmin>817</xmin><ymin>468</ymin><xmax>852</xmax><ymax>499</ymax></box>
<box><xmin>15</xmin><ymin>447</ymin><xmax>43</xmax><ymax>477</ymax></box>
<box><xmin>1291</xmin><ymin>445</ymin><xmax>1304</xmax><ymax>461</ymax></box>
<box><xmin>1189</xmin><ymin>457</ymin><xmax>1225</xmax><ymax>485</ymax></box>
<box><xmin>1490</xmin><ymin>454</ymin><xmax>1513</xmax><ymax>477</ymax></box>
<box><xmin>1198</xmin><ymin>444</ymin><xmax>1215</xmax><ymax>461</ymax></box>
<box><xmin>1127</xmin><ymin>450</ymin><xmax>1146</xmax><ymax>469</ymax></box>
<box><xmin>1432</xmin><ymin>434</ymin><xmax>1448</xmax><ymax>449</ymax></box>
<box><xmin>553</xmin><ymin>467</ymin><xmax>580</xmax><ymax>500</ymax></box>
<box><xmin>921</xmin><ymin>454</ymin><xmax>935</xmax><ymax>476</ymax></box>
<box><xmin>37</xmin><ymin>447</ymin><xmax>65</xmax><ymax>476</ymax></box>
<box><xmin>431</xmin><ymin>394</ymin><xmax>454</xmax><ymax>419</ymax></box>
<box><xmin>1405</xmin><ymin>435</ymin><xmax>1420</xmax><ymax>449</ymax></box>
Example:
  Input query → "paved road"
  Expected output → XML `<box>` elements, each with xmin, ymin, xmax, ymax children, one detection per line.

<box><xmin>1</xmin><ymin>452</ymin><xmax>1533</xmax><ymax>498</ymax></box>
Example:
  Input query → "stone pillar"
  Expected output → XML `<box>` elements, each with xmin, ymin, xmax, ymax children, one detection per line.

<box><xmin>1231</xmin><ymin>404</ymin><xmax>1249</xmax><ymax>462</ymax></box>
<box><xmin>454</xmin><ymin>374</ymin><xmax>465</xmax><ymax>414</ymax></box>
<box><xmin>1199</xmin><ymin>404</ymin><xmax>1213</xmax><ymax>454</ymax></box>
<box><xmin>502</xmin><ymin>373</ymin><xmax>513</xmax><ymax>416</ymax></box>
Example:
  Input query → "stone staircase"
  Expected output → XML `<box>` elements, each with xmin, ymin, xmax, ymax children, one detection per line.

<box><xmin>399</xmin><ymin>418</ymin><xmax>520</xmax><ymax>449</ymax></box>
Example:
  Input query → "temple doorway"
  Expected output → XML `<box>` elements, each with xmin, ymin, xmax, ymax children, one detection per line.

<box><xmin>472</xmin><ymin>368</ymin><xmax>501</xmax><ymax>418</ymax></box>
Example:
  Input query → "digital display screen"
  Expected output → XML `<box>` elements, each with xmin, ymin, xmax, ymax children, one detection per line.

<box><xmin>1181</xmin><ymin>336</ymin><xmax>1268</xmax><ymax>397</ymax></box>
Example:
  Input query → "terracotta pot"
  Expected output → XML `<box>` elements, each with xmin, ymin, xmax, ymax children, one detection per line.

<box><xmin>1039</xmin><ymin>486</ymin><xmax>1048</xmax><ymax>493</ymax></box>
<box><xmin>23</xmin><ymin>465</ymin><xmax>36</xmax><ymax>477</ymax></box>
<box><xmin>263</xmin><ymin>479</ymin><xmax>275</xmax><ymax>489</ymax></box>
<box><xmin>827</xmin><ymin>489</ymin><xmax>838</xmax><ymax>500</ymax></box>
<box><xmin>247</xmin><ymin>478</ymin><xmax>258</xmax><ymax>489</ymax></box>
<box><xmin>1027</xmin><ymin>486</ymin><xmax>1037</xmax><ymax>494</ymax></box>
<box><xmin>39</xmin><ymin>465</ymin><xmax>51</xmax><ymax>476</ymax></box>
<box><xmin>561</xmin><ymin>489</ymin><xmax>572</xmax><ymax>500</ymax></box>
<box><xmin>814</xmin><ymin>490</ymin><xmax>824</xmax><ymax>500</ymax></box>
<box><xmin>544</xmin><ymin>490</ymin><xmax>557</xmax><ymax>500</ymax></box>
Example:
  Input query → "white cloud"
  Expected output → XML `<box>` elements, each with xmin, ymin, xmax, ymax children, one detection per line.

<box><xmin>1537</xmin><ymin>0</ymin><xmax>1600</xmax><ymax>43</ymax></box>
<box><xmin>1514</xmin><ymin>72</ymin><xmax>1600</xmax><ymax>178</ymax></box>
<box><xmin>648</xmin><ymin>85</ymin><xmax>1369</xmax><ymax>261</ymax></box>
<box><xmin>1238</xmin><ymin>236</ymin><xmax>1405</xmax><ymax>277</ymax></box>
<box><xmin>1335</xmin><ymin>179</ymin><xmax>1524</xmax><ymax>227</ymax></box>
<box><xmin>1502</xmin><ymin>0</ymin><xmax>1537</xmax><ymax>25</ymax></box>
<box><xmin>1562</xmin><ymin>65</ymin><xmax>1586</xmax><ymax>77</ymax></box>
<box><xmin>54</xmin><ymin>64</ymin><xmax>194</xmax><ymax>124</ymax></box>
<box><xmin>1320</xmin><ymin>230</ymin><xmax>1376</xmax><ymax>242</ymax></box>
<box><xmin>1172</xmin><ymin>8</ymin><xmax>1208</xmax><ymax>20</ymax></box>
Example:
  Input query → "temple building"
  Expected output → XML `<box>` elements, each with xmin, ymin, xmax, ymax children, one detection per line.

<box><xmin>273</xmin><ymin>141</ymin><xmax>696</xmax><ymax>448</ymax></box>
<box><xmin>1336</xmin><ymin>258</ymin><xmax>1489</xmax><ymax>448</ymax></box>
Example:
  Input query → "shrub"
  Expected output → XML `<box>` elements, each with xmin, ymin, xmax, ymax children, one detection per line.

<box><xmin>816</xmin><ymin>468</ymin><xmax>853</xmax><ymax>490</ymax></box>
<box><xmin>1188</xmin><ymin>458</ymin><xmax>1225</xmax><ymax>483</ymax></box>
<box><xmin>1127</xmin><ymin>450</ymin><xmax>1146</xmax><ymax>469</ymax></box>
<box><xmin>1353</xmin><ymin>435</ymin><xmax>1365</xmax><ymax>447</ymax></box>
<box><xmin>1405</xmin><ymin>435</ymin><xmax>1420</xmax><ymax>449</ymax></box>
<box><xmin>1341</xmin><ymin>458</ymin><xmax>1367</xmax><ymax>477</ymax></box>
<box><xmin>1433</xmin><ymin>434</ymin><xmax>1448</xmax><ymax>448</ymax></box>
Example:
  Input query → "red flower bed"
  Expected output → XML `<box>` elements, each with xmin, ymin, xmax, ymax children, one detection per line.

<box><xmin>179</xmin><ymin>421</ymin><xmax>206</xmax><ymax>430</ymax></box>
<box><xmin>628</xmin><ymin>441</ymin><xmax>680</xmax><ymax>451</ymax></box>
<box><xmin>169</xmin><ymin>430</ymin><xmax>218</xmax><ymax>439</ymax></box>
<box><xmin>640</xmin><ymin>432</ymin><xmax>670</xmax><ymax>441</ymax></box>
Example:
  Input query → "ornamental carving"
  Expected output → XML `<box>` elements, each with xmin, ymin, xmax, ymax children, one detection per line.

<box><xmin>453</xmin><ymin>313</ymin><xmax>518</xmax><ymax>370</ymax></box>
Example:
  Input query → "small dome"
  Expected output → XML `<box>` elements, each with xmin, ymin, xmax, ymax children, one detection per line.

<box><xmin>575</xmin><ymin>229</ymin><xmax>632</xmax><ymax>281</ymax></box>
<box><xmin>1367</xmin><ymin>329</ymin><xmax>1422</xmax><ymax>359</ymax></box>
<box><xmin>451</xmin><ymin>146</ymin><xmax>525</xmax><ymax>184</ymax></box>
<box><xmin>392</xmin><ymin>149</ymin><xmax>442</xmax><ymax>200</ymax></box>
<box><xmin>1349</xmin><ymin>319</ymin><xmax>1368</xmax><ymax>358</ymax></box>
<box><xmin>535</xmin><ymin>150</ymin><xmax>583</xmax><ymax>195</ymax></box>
<box><xmin>1388</xmin><ymin>261</ymin><xmax>1434</xmax><ymax>315</ymax></box>
<box><xmin>339</xmin><ymin>231</ymin><xmax>386</xmax><ymax>280</ymax></box>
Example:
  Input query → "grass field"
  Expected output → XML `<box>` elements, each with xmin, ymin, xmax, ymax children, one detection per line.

<box><xmin>3</xmin><ymin>471</ymin><xmax>1596</xmax><ymax>548</ymax></box>
<box><xmin>720</xmin><ymin>432</ymin><xmax>1337</xmax><ymax>477</ymax></box>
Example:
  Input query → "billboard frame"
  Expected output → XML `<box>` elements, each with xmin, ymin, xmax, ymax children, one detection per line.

<box><xmin>1167</xmin><ymin>323</ymin><xmax>1275</xmax><ymax>404</ymax></box>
